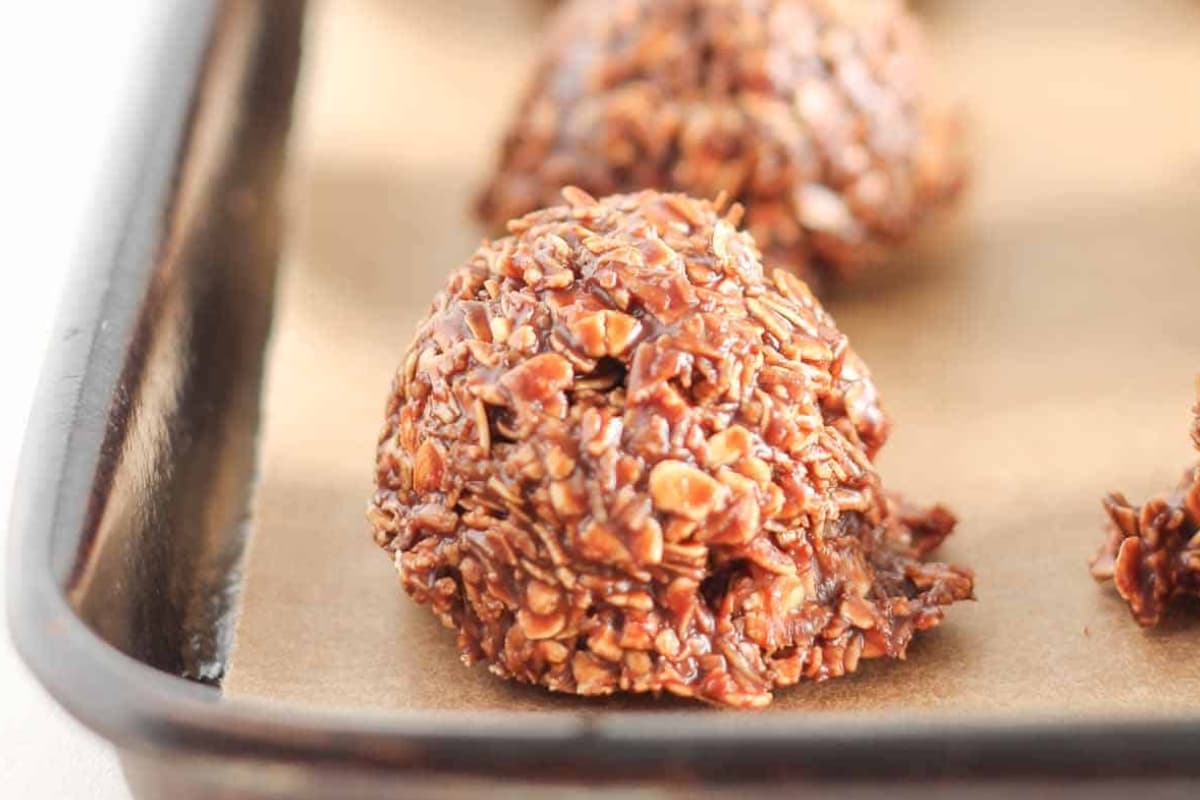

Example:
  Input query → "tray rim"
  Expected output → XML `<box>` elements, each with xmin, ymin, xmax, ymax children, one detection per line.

<box><xmin>8</xmin><ymin>0</ymin><xmax>1200</xmax><ymax>786</ymax></box>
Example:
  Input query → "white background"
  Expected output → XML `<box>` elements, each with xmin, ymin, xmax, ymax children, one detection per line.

<box><xmin>0</xmin><ymin>3</ymin><xmax>169</xmax><ymax>797</ymax></box>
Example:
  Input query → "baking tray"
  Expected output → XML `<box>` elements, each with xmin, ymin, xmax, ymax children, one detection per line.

<box><xmin>8</xmin><ymin>0</ymin><xmax>1200</xmax><ymax>798</ymax></box>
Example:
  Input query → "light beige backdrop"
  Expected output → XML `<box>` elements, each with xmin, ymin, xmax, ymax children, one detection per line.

<box><xmin>226</xmin><ymin>0</ymin><xmax>1200</xmax><ymax>717</ymax></box>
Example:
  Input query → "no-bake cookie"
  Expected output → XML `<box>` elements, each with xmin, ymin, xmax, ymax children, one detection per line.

<box><xmin>371</xmin><ymin>188</ymin><xmax>973</xmax><ymax>707</ymax></box>
<box><xmin>477</xmin><ymin>0</ymin><xmax>965</xmax><ymax>292</ymax></box>
<box><xmin>1092</xmin><ymin>391</ymin><xmax>1200</xmax><ymax>626</ymax></box>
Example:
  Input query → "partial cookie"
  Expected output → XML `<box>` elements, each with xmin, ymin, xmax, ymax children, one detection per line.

<box><xmin>371</xmin><ymin>188</ymin><xmax>973</xmax><ymax>707</ymax></box>
<box><xmin>477</xmin><ymin>0</ymin><xmax>966</xmax><ymax>292</ymax></box>
<box><xmin>1091</xmin><ymin>391</ymin><xmax>1200</xmax><ymax>626</ymax></box>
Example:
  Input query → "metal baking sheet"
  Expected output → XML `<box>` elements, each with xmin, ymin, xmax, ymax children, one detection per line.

<box><xmin>10</xmin><ymin>1</ymin><xmax>1200</xmax><ymax>798</ymax></box>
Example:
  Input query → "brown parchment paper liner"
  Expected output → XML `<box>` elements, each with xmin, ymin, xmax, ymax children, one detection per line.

<box><xmin>225</xmin><ymin>0</ymin><xmax>1200</xmax><ymax>717</ymax></box>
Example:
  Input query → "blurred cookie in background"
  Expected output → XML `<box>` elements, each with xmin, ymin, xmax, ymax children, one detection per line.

<box><xmin>478</xmin><ymin>0</ymin><xmax>966</xmax><ymax>294</ymax></box>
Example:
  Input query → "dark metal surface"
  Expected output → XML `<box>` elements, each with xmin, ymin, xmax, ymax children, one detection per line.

<box><xmin>62</xmin><ymin>0</ymin><xmax>298</xmax><ymax>686</ymax></box>
<box><xmin>6</xmin><ymin>0</ymin><xmax>1200</xmax><ymax>797</ymax></box>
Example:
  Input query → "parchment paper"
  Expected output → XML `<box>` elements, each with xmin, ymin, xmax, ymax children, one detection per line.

<box><xmin>225</xmin><ymin>0</ymin><xmax>1200</xmax><ymax>718</ymax></box>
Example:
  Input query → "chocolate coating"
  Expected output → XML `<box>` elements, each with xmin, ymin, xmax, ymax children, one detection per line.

<box><xmin>477</xmin><ymin>0</ymin><xmax>965</xmax><ymax>292</ymax></box>
<box><xmin>371</xmin><ymin>188</ymin><xmax>973</xmax><ymax>707</ymax></box>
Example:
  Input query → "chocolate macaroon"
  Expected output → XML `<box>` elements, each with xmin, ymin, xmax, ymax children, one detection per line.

<box><xmin>1092</xmin><ymin>389</ymin><xmax>1200</xmax><ymax>627</ymax></box>
<box><xmin>477</xmin><ymin>0</ymin><xmax>965</xmax><ymax>293</ymax></box>
<box><xmin>370</xmin><ymin>188</ymin><xmax>973</xmax><ymax>708</ymax></box>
